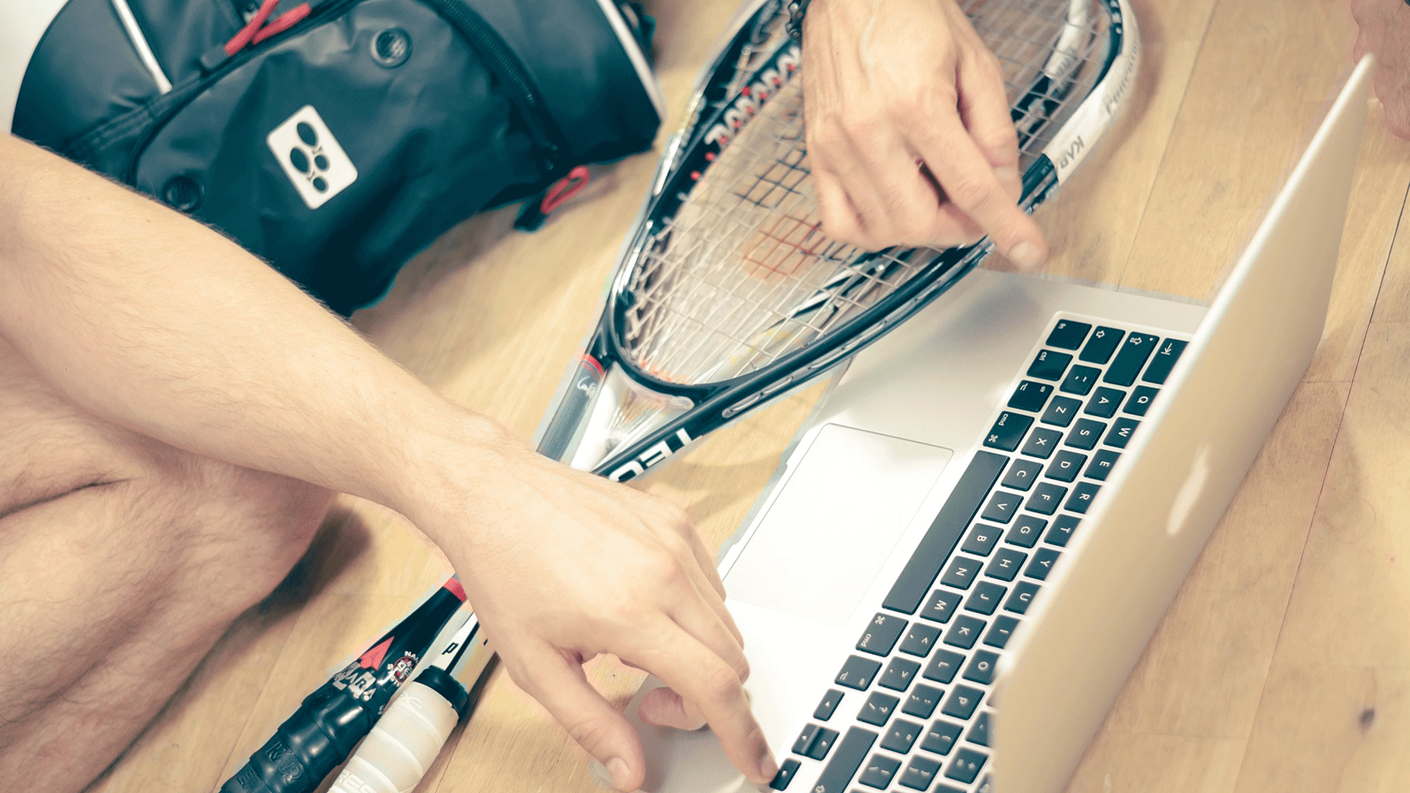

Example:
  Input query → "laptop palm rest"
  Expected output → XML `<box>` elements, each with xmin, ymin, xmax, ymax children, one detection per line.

<box><xmin>723</xmin><ymin>423</ymin><xmax>953</xmax><ymax>627</ymax></box>
<box><xmin>624</xmin><ymin>425</ymin><xmax>951</xmax><ymax>793</ymax></box>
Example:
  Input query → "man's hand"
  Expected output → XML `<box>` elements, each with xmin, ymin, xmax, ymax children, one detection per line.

<box><xmin>1351</xmin><ymin>0</ymin><xmax>1410</xmax><ymax>137</ymax></box>
<box><xmin>801</xmin><ymin>0</ymin><xmax>1048</xmax><ymax>266</ymax></box>
<box><xmin>404</xmin><ymin>420</ymin><xmax>773</xmax><ymax>792</ymax></box>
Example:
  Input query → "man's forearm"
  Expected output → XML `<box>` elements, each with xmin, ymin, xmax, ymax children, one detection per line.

<box><xmin>0</xmin><ymin>134</ymin><xmax>495</xmax><ymax>513</ymax></box>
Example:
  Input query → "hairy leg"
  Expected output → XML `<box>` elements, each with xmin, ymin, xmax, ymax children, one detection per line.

<box><xmin>0</xmin><ymin>339</ymin><xmax>334</xmax><ymax>793</ymax></box>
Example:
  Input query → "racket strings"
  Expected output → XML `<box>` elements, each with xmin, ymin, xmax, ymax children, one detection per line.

<box><xmin>619</xmin><ymin>0</ymin><xmax>1116</xmax><ymax>387</ymax></box>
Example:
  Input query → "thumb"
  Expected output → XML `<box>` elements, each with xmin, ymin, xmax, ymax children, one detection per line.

<box><xmin>510</xmin><ymin>646</ymin><xmax>647</xmax><ymax>791</ymax></box>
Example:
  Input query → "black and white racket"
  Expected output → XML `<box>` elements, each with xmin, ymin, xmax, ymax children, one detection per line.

<box><xmin>535</xmin><ymin>0</ymin><xmax>1140</xmax><ymax>480</ymax></box>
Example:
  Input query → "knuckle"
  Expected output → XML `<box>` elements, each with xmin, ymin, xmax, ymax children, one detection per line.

<box><xmin>565</xmin><ymin>715</ymin><xmax>617</xmax><ymax>755</ymax></box>
<box><xmin>947</xmin><ymin>176</ymin><xmax>997</xmax><ymax>212</ymax></box>
<box><xmin>700</xmin><ymin>663</ymin><xmax>745</xmax><ymax>702</ymax></box>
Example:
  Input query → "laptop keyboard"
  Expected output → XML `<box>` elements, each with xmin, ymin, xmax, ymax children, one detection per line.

<box><xmin>768</xmin><ymin>316</ymin><xmax>1189</xmax><ymax>793</ymax></box>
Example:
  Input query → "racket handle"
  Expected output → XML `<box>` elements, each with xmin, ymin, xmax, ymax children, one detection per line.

<box><xmin>328</xmin><ymin>673</ymin><xmax>466</xmax><ymax>793</ymax></box>
<box><xmin>219</xmin><ymin>685</ymin><xmax>373</xmax><ymax>793</ymax></box>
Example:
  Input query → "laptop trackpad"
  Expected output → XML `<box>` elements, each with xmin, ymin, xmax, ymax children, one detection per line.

<box><xmin>724</xmin><ymin>424</ymin><xmax>952</xmax><ymax>628</ymax></box>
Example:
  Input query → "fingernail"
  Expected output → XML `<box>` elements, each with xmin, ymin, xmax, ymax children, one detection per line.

<box><xmin>607</xmin><ymin>757</ymin><xmax>633</xmax><ymax>790</ymax></box>
<box><xmin>1008</xmin><ymin>240</ymin><xmax>1044</xmax><ymax>270</ymax></box>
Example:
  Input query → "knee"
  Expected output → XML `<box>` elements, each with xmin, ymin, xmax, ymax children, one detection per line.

<box><xmin>171</xmin><ymin>458</ymin><xmax>335</xmax><ymax>615</ymax></box>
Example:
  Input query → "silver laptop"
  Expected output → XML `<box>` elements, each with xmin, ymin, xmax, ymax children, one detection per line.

<box><xmin>618</xmin><ymin>55</ymin><xmax>1373</xmax><ymax>793</ymax></box>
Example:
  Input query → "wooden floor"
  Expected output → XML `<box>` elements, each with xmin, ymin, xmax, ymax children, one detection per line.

<box><xmin>91</xmin><ymin>0</ymin><xmax>1410</xmax><ymax>791</ymax></box>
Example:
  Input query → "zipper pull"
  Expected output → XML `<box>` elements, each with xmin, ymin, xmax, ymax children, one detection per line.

<box><xmin>516</xmin><ymin>165</ymin><xmax>591</xmax><ymax>232</ymax></box>
<box><xmin>202</xmin><ymin>0</ymin><xmax>311</xmax><ymax>73</ymax></box>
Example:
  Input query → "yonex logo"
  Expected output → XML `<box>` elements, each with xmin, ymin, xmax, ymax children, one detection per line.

<box><xmin>266</xmin><ymin>105</ymin><xmax>358</xmax><ymax>209</ymax></box>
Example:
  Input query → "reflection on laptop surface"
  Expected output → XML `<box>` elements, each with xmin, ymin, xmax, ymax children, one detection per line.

<box><xmin>624</xmin><ymin>56</ymin><xmax>1372</xmax><ymax>793</ymax></box>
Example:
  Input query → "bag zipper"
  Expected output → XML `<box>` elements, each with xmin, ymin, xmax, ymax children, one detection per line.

<box><xmin>119</xmin><ymin>0</ymin><xmax>564</xmax><ymax>182</ymax></box>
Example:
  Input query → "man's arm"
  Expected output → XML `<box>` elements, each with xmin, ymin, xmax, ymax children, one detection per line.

<box><xmin>0</xmin><ymin>134</ymin><xmax>773</xmax><ymax>792</ymax></box>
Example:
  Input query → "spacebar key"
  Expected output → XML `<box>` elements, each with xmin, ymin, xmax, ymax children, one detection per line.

<box><xmin>882</xmin><ymin>450</ymin><xmax>1008</xmax><ymax>614</ymax></box>
<box><xmin>810</xmin><ymin>727</ymin><xmax>877</xmax><ymax>793</ymax></box>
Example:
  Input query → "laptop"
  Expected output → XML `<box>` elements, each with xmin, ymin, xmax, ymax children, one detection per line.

<box><xmin>615</xmin><ymin>54</ymin><xmax>1373</xmax><ymax>793</ymax></box>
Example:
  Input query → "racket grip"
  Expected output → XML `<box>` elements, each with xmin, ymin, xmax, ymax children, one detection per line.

<box><xmin>328</xmin><ymin>673</ymin><xmax>466</xmax><ymax>793</ymax></box>
<box><xmin>219</xmin><ymin>685</ymin><xmax>372</xmax><ymax>793</ymax></box>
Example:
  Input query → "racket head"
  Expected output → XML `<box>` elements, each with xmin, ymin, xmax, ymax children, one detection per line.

<box><xmin>538</xmin><ymin>0</ymin><xmax>1139</xmax><ymax>475</ymax></box>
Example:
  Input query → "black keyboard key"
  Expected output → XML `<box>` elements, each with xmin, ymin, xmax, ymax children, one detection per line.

<box><xmin>879</xmin><ymin>658</ymin><xmax>921</xmax><ymax>691</ymax></box>
<box><xmin>811</xmin><ymin>727</ymin><xmax>877</xmax><ymax>793</ymax></box>
<box><xmin>1079</xmin><ymin>326</ymin><xmax>1124</xmax><ymax>363</ymax></box>
<box><xmin>1124</xmin><ymin>384</ymin><xmax>1160</xmax><ymax>416</ymax></box>
<box><xmin>962</xmin><ymin>650</ymin><xmax>1001</xmax><ymax>685</ymax></box>
<box><xmin>1025</xmin><ymin>482</ymin><xmax>1067</xmax><ymax>515</ymax></box>
<box><xmin>945</xmin><ymin>747</ymin><xmax>988</xmax><ymax>784</ymax></box>
<box><xmin>807</xmin><ymin>727</ymin><xmax>841</xmax><ymax>760</ymax></box>
<box><xmin>963</xmin><ymin>580</ymin><xmax>1006</xmax><ymax>616</ymax></box>
<box><xmin>1000</xmin><ymin>458</ymin><xmax>1043</xmax><ymax>491</ymax></box>
<box><xmin>792</xmin><ymin>724</ymin><xmax>820</xmax><ymax>755</ymax></box>
<box><xmin>923</xmin><ymin>649</ymin><xmax>965</xmax><ymax>684</ymax></box>
<box><xmin>1002</xmin><ymin>581</ymin><xmax>1041</xmax><ymax>615</ymax></box>
<box><xmin>858</xmin><ymin>753</ymin><xmax>901</xmax><ymax>789</ymax></box>
<box><xmin>1020</xmin><ymin>426</ymin><xmax>1064</xmax><ymax>459</ymax></box>
<box><xmin>921</xmin><ymin>589</ymin><xmax>962</xmax><ymax>623</ymax></box>
<box><xmin>1059</xmin><ymin>364</ymin><xmax>1101</xmax><ymax>395</ymax></box>
<box><xmin>940</xmin><ymin>556</ymin><xmax>984</xmax><ymax>590</ymax></box>
<box><xmin>1084</xmin><ymin>386</ymin><xmax>1125</xmax><ymax>419</ymax></box>
<box><xmin>881</xmin><ymin>719</ymin><xmax>924</xmax><ymax>754</ymax></box>
<box><xmin>920</xmin><ymin>720</ymin><xmax>963</xmax><ymax>756</ymax></box>
<box><xmin>899</xmin><ymin>755</ymin><xmax>944</xmax><ymax>790</ymax></box>
<box><xmin>899</xmin><ymin>622</ymin><xmax>942</xmax><ymax>657</ymax></box>
<box><xmin>1040</xmin><ymin>395</ymin><xmax>1083</xmax><ymax>427</ymax></box>
<box><xmin>960</xmin><ymin>524</ymin><xmax>1002</xmax><ymax>556</ymax></box>
<box><xmin>1066</xmin><ymin>481</ymin><xmax>1101</xmax><ymax>514</ymax></box>
<box><xmin>1085</xmin><ymin>448</ymin><xmax>1121</xmax><ymax>481</ymax></box>
<box><xmin>984</xmin><ymin>615</ymin><xmax>1021</xmax><ymax>648</ymax></box>
<box><xmin>856</xmin><ymin>613</ymin><xmax>908</xmax><ymax>656</ymax></box>
<box><xmin>1105</xmin><ymin>416</ymin><xmax>1140</xmax><ymax>449</ymax></box>
<box><xmin>857</xmin><ymin>692</ymin><xmax>900</xmax><ymax>727</ymax></box>
<box><xmin>979</xmin><ymin>489</ymin><xmax>1023</xmax><ymax>523</ymax></box>
<box><xmin>977</xmin><ymin>773</ymin><xmax>994</xmax><ymax>793</ymax></box>
<box><xmin>966</xmin><ymin>711</ymin><xmax>993</xmax><ymax>747</ymax></box>
<box><xmin>1004</xmin><ymin>514</ymin><xmax>1046</xmax><ymax>548</ymax></box>
<box><xmin>1143</xmin><ymin>338</ymin><xmax>1187</xmax><ymax>384</ymax></box>
<box><xmin>1045</xmin><ymin>514</ymin><xmax>1080</xmax><ymax>547</ymax></box>
<box><xmin>1065</xmin><ymin>418</ymin><xmax>1106</xmax><ymax>450</ymax></box>
<box><xmin>769</xmin><ymin>758</ymin><xmax>800</xmax><ymax>790</ymax></box>
<box><xmin>1027</xmin><ymin>349</ymin><xmax>1072</xmax><ymax>380</ymax></box>
<box><xmin>884</xmin><ymin>451</ymin><xmax>1007</xmax><ymax>614</ymax></box>
<box><xmin>1024</xmin><ymin>546</ymin><xmax>1062</xmax><ymax>581</ymax></box>
<box><xmin>985</xmin><ymin>546</ymin><xmax>1027</xmax><ymax>582</ymax></box>
<box><xmin>982</xmin><ymin>412</ymin><xmax>1031</xmax><ymax>452</ymax></box>
<box><xmin>902</xmin><ymin>684</ymin><xmax>945</xmax><ymax>718</ymax></box>
<box><xmin>814</xmin><ymin>689</ymin><xmax>844</xmax><ymax>721</ymax></box>
<box><xmin>1045</xmin><ymin>319</ymin><xmax>1091</xmax><ymax>349</ymax></box>
<box><xmin>1104</xmin><ymin>332</ymin><xmax>1159</xmax><ymax>385</ymax></box>
<box><xmin>1046</xmin><ymin>450</ymin><xmax>1086</xmax><ymax>483</ymax></box>
<box><xmin>836</xmin><ymin>655</ymin><xmax>883</xmax><ymax>690</ymax></box>
<box><xmin>940</xmin><ymin>684</ymin><xmax>985</xmax><ymax>720</ymax></box>
<box><xmin>1007</xmin><ymin>380</ymin><xmax>1053</xmax><ymax>412</ymax></box>
<box><xmin>942</xmin><ymin>614</ymin><xmax>985</xmax><ymax>650</ymax></box>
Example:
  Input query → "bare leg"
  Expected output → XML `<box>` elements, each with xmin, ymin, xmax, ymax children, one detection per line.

<box><xmin>0</xmin><ymin>339</ymin><xmax>334</xmax><ymax>793</ymax></box>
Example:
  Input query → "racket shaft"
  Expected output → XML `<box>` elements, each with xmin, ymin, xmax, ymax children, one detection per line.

<box><xmin>537</xmin><ymin>355</ymin><xmax>605</xmax><ymax>461</ymax></box>
<box><xmin>327</xmin><ymin>681</ymin><xmax>459</xmax><ymax>793</ymax></box>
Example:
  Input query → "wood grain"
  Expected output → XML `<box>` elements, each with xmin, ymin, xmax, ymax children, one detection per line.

<box><xmin>86</xmin><ymin>0</ymin><xmax>1410</xmax><ymax>791</ymax></box>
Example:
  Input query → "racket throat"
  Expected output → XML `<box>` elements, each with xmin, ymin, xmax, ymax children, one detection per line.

<box><xmin>567</xmin><ymin>367</ymin><xmax>694</xmax><ymax>474</ymax></box>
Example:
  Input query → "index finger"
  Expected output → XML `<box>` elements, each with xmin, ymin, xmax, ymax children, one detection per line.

<box><xmin>625</xmin><ymin>625</ymin><xmax>776</xmax><ymax>785</ymax></box>
<box><xmin>910</xmin><ymin>103</ymin><xmax>1047</xmax><ymax>268</ymax></box>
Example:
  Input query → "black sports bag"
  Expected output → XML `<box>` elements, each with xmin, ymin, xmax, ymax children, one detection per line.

<box><xmin>13</xmin><ymin>0</ymin><xmax>665</xmax><ymax>315</ymax></box>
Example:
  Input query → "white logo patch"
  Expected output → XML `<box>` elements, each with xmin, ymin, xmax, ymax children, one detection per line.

<box><xmin>266</xmin><ymin>105</ymin><xmax>357</xmax><ymax>209</ymax></box>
